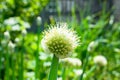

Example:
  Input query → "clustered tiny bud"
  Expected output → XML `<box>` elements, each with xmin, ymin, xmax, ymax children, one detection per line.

<box><xmin>61</xmin><ymin>58</ymin><xmax>82</xmax><ymax>67</ymax></box>
<box><xmin>93</xmin><ymin>55</ymin><xmax>107</xmax><ymax>66</ymax></box>
<box><xmin>41</xmin><ymin>23</ymin><xmax>79</xmax><ymax>58</ymax></box>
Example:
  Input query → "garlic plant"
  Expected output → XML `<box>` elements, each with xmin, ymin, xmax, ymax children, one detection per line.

<box><xmin>41</xmin><ymin>23</ymin><xmax>80</xmax><ymax>80</ymax></box>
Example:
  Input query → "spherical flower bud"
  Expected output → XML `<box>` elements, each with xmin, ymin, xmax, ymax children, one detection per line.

<box><xmin>21</xmin><ymin>29</ymin><xmax>27</xmax><ymax>36</ymax></box>
<box><xmin>8</xmin><ymin>41</ymin><xmax>15</xmax><ymax>52</ymax></box>
<box><xmin>4</xmin><ymin>31</ymin><xmax>10</xmax><ymax>40</ymax></box>
<box><xmin>15</xmin><ymin>37</ymin><xmax>19</xmax><ymax>42</ymax></box>
<box><xmin>36</xmin><ymin>16</ymin><xmax>42</xmax><ymax>26</ymax></box>
<box><xmin>61</xmin><ymin>58</ymin><xmax>82</xmax><ymax>67</ymax></box>
<box><xmin>15</xmin><ymin>38</ymin><xmax>21</xmax><ymax>45</ymax></box>
<box><xmin>87</xmin><ymin>41</ymin><xmax>98</xmax><ymax>52</ymax></box>
<box><xmin>93</xmin><ymin>55</ymin><xmax>107</xmax><ymax>66</ymax></box>
<box><xmin>41</xmin><ymin>23</ymin><xmax>79</xmax><ymax>58</ymax></box>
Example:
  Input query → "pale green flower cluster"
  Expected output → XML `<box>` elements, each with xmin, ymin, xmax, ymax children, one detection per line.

<box><xmin>41</xmin><ymin>23</ymin><xmax>79</xmax><ymax>58</ymax></box>
<box><xmin>93</xmin><ymin>55</ymin><xmax>107</xmax><ymax>66</ymax></box>
<box><xmin>61</xmin><ymin>58</ymin><xmax>82</xmax><ymax>67</ymax></box>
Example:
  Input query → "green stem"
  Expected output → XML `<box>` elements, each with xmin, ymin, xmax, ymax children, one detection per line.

<box><xmin>0</xmin><ymin>33</ymin><xmax>1</xmax><ymax>79</ymax></box>
<box><xmin>6</xmin><ymin>46</ymin><xmax>9</xmax><ymax>80</ymax></box>
<box><xmin>35</xmin><ymin>50</ymin><xmax>39</xmax><ymax>79</ymax></box>
<box><xmin>0</xmin><ymin>30</ymin><xmax>3</xmax><ymax>80</ymax></box>
<box><xmin>16</xmin><ymin>47</ymin><xmax>19</xmax><ymax>80</ymax></box>
<box><xmin>35</xmin><ymin>22</ymin><xmax>40</xmax><ymax>80</ymax></box>
<box><xmin>48</xmin><ymin>55</ymin><xmax>59</xmax><ymax>80</ymax></box>
<box><xmin>12</xmin><ymin>54</ymin><xmax>15</xmax><ymax>80</ymax></box>
<box><xmin>62</xmin><ymin>67</ymin><xmax>66</xmax><ymax>80</ymax></box>
<box><xmin>19</xmin><ymin>38</ymin><xmax>24</xmax><ymax>80</ymax></box>
<box><xmin>0</xmin><ymin>47</ymin><xmax>1</xmax><ymax>79</ymax></box>
<box><xmin>79</xmin><ymin>53</ymin><xmax>89</xmax><ymax>80</ymax></box>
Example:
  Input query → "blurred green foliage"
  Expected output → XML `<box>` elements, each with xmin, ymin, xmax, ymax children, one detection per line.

<box><xmin>0</xmin><ymin>0</ymin><xmax>49</xmax><ymax>23</ymax></box>
<box><xmin>0</xmin><ymin>0</ymin><xmax>120</xmax><ymax>80</ymax></box>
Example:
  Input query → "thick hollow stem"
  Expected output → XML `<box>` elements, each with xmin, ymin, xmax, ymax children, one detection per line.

<box><xmin>48</xmin><ymin>54</ymin><xmax>59</xmax><ymax>80</ymax></box>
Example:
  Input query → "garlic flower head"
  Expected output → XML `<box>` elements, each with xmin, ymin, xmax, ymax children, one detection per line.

<box><xmin>41</xmin><ymin>23</ymin><xmax>79</xmax><ymax>58</ymax></box>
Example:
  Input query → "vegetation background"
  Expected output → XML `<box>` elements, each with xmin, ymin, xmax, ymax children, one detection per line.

<box><xmin>0</xmin><ymin>0</ymin><xmax>120</xmax><ymax>80</ymax></box>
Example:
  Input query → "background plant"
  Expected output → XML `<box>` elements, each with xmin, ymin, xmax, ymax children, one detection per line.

<box><xmin>0</xmin><ymin>0</ymin><xmax>120</xmax><ymax>80</ymax></box>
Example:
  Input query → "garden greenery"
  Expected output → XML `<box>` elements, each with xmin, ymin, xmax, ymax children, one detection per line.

<box><xmin>0</xmin><ymin>0</ymin><xmax>120</xmax><ymax>80</ymax></box>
